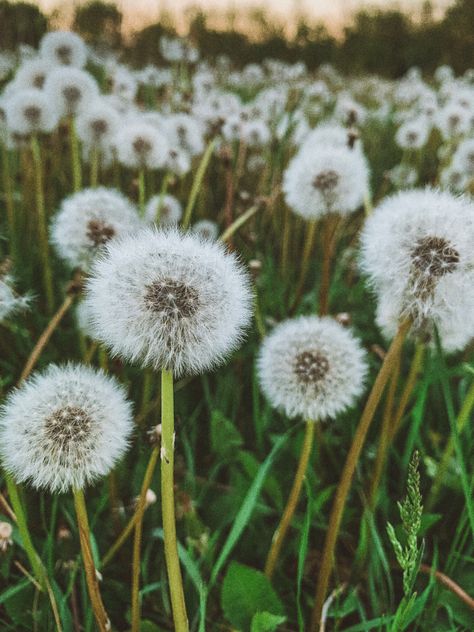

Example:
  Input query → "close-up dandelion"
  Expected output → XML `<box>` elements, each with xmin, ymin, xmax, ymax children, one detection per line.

<box><xmin>1</xmin><ymin>6</ymin><xmax>474</xmax><ymax>632</ymax></box>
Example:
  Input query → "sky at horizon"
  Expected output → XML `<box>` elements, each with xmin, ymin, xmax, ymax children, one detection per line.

<box><xmin>36</xmin><ymin>0</ymin><xmax>455</xmax><ymax>32</ymax></box>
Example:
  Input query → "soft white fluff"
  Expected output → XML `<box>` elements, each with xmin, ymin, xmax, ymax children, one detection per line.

<box><xmin>76</xmin><ymin>98</ymin><xmax>121</xmax><ymax>159</ymax></box>
<box><xmin>0</xmin><ymin>364</ymin><xmax>133</xmax><ymax>493</ymax></box>
<box><xmin>83</xmin><ymin>228</ymin><xmax>253</xmax><ymax>376</ymax></box>
<box><xmin>4</xmin><ymin>88</ymin><xmax>59</xmax><ymax>135</ymax></box>
<box><xmin>44</xmin><ymin>67</ymin><xmax>99</xmax><ymax>117</ymax></box>
<box><xmin>115</xmin><ymin>119</ymin><xmax>169</xmax><ymax>170</ymax></box>
<box><xmin>51</xmin><ymin>187</ymin><xmax>143</xmax><ymax>270</ymax></box>
<box><xmin>258</xmin><ymin>316</ymin><xmax>368</xmax><ymax>421</ymax></box>
<box><xmin>11</xmin><ymin>58</ymin><xmax>55</xmax><ymax>91</ymax></box>
<box><xmin>283</xmin><ymin>144</ymin><xmax>370</xmax><ymax>219</ymax></box>
<box><xmin>360</xmin><ymin>188</ymin><xmax>474</xmax><ymax>352</ymax></box>
<box><xmin>192</xmin><ymin>219</ymin><xmax>219</xmax><ymax>241</ymax></box>
<box><xmin>39</xmin><ymin>31</ymin><xmax>88</xmax><ymax>68</ymax></box>
<box><xmin>145</xmin><ymin>194</ymin><xmax>182</xmax><ymax>226</ymax></box>
<box><xmin>0</xmin><ymin>274</ymin><xmax>30</xmax><ymax>322</ymax></box>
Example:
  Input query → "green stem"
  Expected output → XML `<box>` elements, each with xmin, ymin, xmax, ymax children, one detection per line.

<box><xmin>73</xmin><ymin>488</ymin><xmax>110</xmax><ymax>632</ymax></box>
<box><xmin>182</xmin><ymin>139</ymin><xmax>217</xmax><ymax>229</ymax></box>
<box><xmin>310</xmin><ymin>319</ymin><xmax>411</xmax><ymax>631</ymax></box>
<box><xmin>31</xmin><ymin>136</ymin><xmax>54</xmax><ymax>312</ymax></box>
<box><xmin>5</xmin><ymin>474</ymin><xmax>44</xmax><ymax>586</ymax></box>
<box><xmin>69</xmin><ymin>118</ymin><xmax>82</xmax><ymax>192</ymax></box>
<box><xmin>161</xmin><ymin>369</ymin><xmax>189</xmax><ymax>631</ymax></box>
<box><xmin>264</xmin><ymin>420</ymin><xmax>315</xmax><ymax>578</ymax></box>
<box><xmin>90</xmin><ymin>147</ymin><xmax>99</xmax><ymax>188</ymax></box>
<box><xmin>1</xmin><ymin>145</ymin><xmax>16</xmax><ymax>257</ymax></box>
<box><xmin>130</xmin><ymin>446</ymin><xmax>160</xmax><ymax>631</ymax></box>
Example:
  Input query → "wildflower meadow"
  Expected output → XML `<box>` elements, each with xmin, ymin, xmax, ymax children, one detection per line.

<box><xmin>0</xmin><ymin>9</ymin><xmax>474</xmax><ymax>632</ymax></box>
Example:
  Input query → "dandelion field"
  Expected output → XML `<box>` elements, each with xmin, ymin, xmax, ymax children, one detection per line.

<box><xmin>0</xmin><ymin>25</ymin><xmax>473</xmax><ymax>632</ymax></box>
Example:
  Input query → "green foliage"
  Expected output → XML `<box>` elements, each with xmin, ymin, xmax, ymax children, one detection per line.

<box><xmin>221</xmin><ymin>562</ymin><xmax>285</xmax><ymax>630</ymax></box>
<box><xmin>387</xmin><ymin>451</ymin><xmax>425</xmax><ymax>630</ymax></box>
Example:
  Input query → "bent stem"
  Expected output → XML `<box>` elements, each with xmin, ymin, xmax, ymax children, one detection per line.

<box><xmin>264</xmin><ymin>419</ymin><xmax>315</xmax><ymax>578</ymax></box>
<box><xmin>182</xmin><ymin>138</ymin><xmax>217</xmax><ymax>229</ymax></box>
<box><xmin>31</xmin><ymin>135</ymin><xmax>54</xmax><ymax>312</ymax></box>
<box><xmin>291</xmin><ymin>221</ymin><xmax>318</xmax><ymax>314</ymax></box>
<box><xmin>161</xmin><ymin>368</ymin><xmax>189</xmax><ymax>631</ymax></box>
<box><xmin>19</xmin><ymin>292</ymin><xmax>77</xmax><ymax>383</ymax></box>
<box><xmin>318</xmin><ymin>215</ymin><xmax>341</xmax><ymax>316</ymax></box>
<box><xmin>73</xmin><ymin>488</ymin><xmax>110</xmax><ymax>632</ymax></box>
<box><xmin>130</xmin><ymin>445</ymin><xmax>159</xmax><ymax>631</ymax></box>
<box><xmin>310</xmin><ymin>319</ymin><xmax>411</xmax><ymax>631</ymax></box>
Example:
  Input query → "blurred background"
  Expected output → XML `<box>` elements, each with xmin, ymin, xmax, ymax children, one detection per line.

<box><xmin>0</xmin><ymin>0</ymin><xmax>472</xmax><ymax>77</ymax></box>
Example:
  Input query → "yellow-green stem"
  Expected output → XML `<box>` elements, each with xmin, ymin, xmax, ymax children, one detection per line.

<box><xmin>220</xmin><ymin>204</ymin><xmax>260</xmax><ymax>243</ymax></box>
<box><xmin>31</xmin><ymin>136</ymin><xmax>54</xmax><ymax>312</ymax></box>
<box><xmin>388</xmin><ymin>343</ymin><xmax>425</xmax><ymax>441</ymax></box>
<box><xmin>90</xmin><ymin>147</ymin><xmax>99</xmax><ymax>187</ymax></box>
<box><xmin>5</xmin><ymin>474</ymin><xmax>44</xmax><ymax>585</ymax></box>
<box><xmin>290</xmin><ymin>220</ymin><xmax>317</xmax><ymax>314</ymax></box>
<box><xmin>182</xmin><ymin>138</ymin><xmax>216</xmax><ymax>229</ymax></box>
<box><xmin>130</xmin><ymin>446</ymin><xmax>159</xmax><ymax>631</ymax></box>
<box><xmin>69</xmin><ymin>119</ymin><xmax>82</xmax><ymax>192</ymax></box>
<box><xmin>264</xmin><ymin>420</ymin><xmax>315</xmax><ymax>578</ymax></box>
<box><xmin>161</xmin><ymin>369</ymin><xmax>189</xmax><ymax>631</ymax></box>
<box><xmin>73</xmin><ymin>488</ymin><xmax>110</xmax><ymax>632</ymax></box>
<box><xmin>310</xmin><ymin>320</ymin><xmax>411</xmax><ymax>631</ymax></box>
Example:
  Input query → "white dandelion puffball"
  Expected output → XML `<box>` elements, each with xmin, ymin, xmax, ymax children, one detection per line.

<box><xmin>39</xmin><ymin>31</ymin><xmax>88</xmax><ymax>68</ymax></box>
<box><xmin>44</xmin><ymin>67</ymin><xmax>99</xmax><ymax>117</ymax></box>
<box><xmin>115</xmin><ymin>119</ymin><xmax>169</xmax><ymax>170</ymax></box>
<box><xmin>12</xmin><ymin>58</ymin><xmax>54</xmax><ymax>90</ymax></box>
<box><xmin>360</xmin><ymin>188</ymin><xmax>474</xmax><ymax>352</ymax></box>
<box><xmin>258</xmin><ymin>316</ymin><xmax>368</xmax><ymax>421</ymax></box>
<box><xmin>0</xmin><ymin>364</ymin><xmax>133</xmax><ymax>493</ymax></box>
<box><xmin>0</xmin><ymin>273</ymin><xmax>30</xmax><ymax>322</ymax></box>
<box><xmin>5</xmin><ymin>89</ymin><xmax>59</xmax><ymax>135</ymax></box>
<box><xmin>283</xmin><ymin>144</ymin><xmax>370</xmax><ymax>220</ymax></box>
<box><xmin>192</xmin><ymin>219</ymin><xmax>219</xmax><ymax>241</ymax></box>
<box><xmin>145</xmin><ymin>194</ymin><xmax>182</xmax><ymax>226</ymax></box>
<box><xmin>83</xmin><ymin>228</ymin><xmax>253</xmax><ymax>376</ymax></box>
<box><xmin>51</xmin><ymin>187</ymin><xmax>143</xmax><ymax>270</ymax></box>
<box><xmin>76</xmin><ymin>98</ymin><xmax>121</xmax><ymax>155</ymax></box>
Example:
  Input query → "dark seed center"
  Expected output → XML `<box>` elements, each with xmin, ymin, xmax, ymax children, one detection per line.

<box><xmin>63</xmin><ymin>86</ymin><xmax>81</xmax><ymax>105</ymax></box>
<box><xmin>144</xmin><ymin>279</ymin><xmax>200</xmax><ymax>318</ymax></box>
<box><xmin>57</xmin><ymin>45</ymin><xmax>72</xmax><ymax>65</ymax></box>
<box><xmin>313</xmin><ymin>169</ymin><xmax>339</xmax><ymax>193</ymax></box>
<box><xmin>133</xmin><ymin>137</ymin><xmax>152</xmax><ymax>157</ymax></box>
<box><xmin>294</xmin><ymin>350</ymin><xmax>330</xmax><ymax>385</ymax></box>
<box><xmin>24</xmin><ymin>106</ymin><xmax>41</xmax><ymax>124</ymax></box>
<box><xmin>33</xmin><ymin>74</ymin><xmax>45</xmax><ymax>89</ymax></box>
<box><xmin>86</xmin><ymin>219</ymin><xmax>116</xmax><ymax>247</ymax></box>
<box><xmin>411</xmin><ymin>236</ymin><xmax>459</xmax><ymax>278</ymax></box>
<box><xmin>91</xmin><ymin>119</ymin><xmax>108</xmax><ymax>137</ymax></box>
<box><xmin>44</xmin><ymin>405</ymin><xmax>92</xmax><ymax>449</ymax></box>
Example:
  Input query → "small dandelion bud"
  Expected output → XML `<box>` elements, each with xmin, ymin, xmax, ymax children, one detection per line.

<box><xmin>0</xmin><ymin>364</ymin><xmax>134</xmax><ymax>493</ymax></box>
<box><xmin>57</xmin><ymin>525</ymin><xmax>72</xmax><ymax>541</ymax></box>
<box><xmin>144</xmin><ymin>194</ymin><xmax>182</xmax><ymax>227</ymax></box>
<box><xmin>83</xmin><ymin>228</ymin><xmax>253</xmax><ymax>377</ymax></box>
<box><xmin>145</xmin><ymin>489</ymin><xmax>157</xmax><ymax>507</ymax></box>
<box><xmin>0</xmin><ymin>522</ymin><xmax>13</xmax><ymax>552</ymax></box>
<box><xmin>191</xmin><ymin>219</ymin><xmax>219</xmax><ymax>241</ymax></box>
<box><xmin>258</xmin><ymin>316</ymin><xmax>368</xmax><ymax>421</ymax></box>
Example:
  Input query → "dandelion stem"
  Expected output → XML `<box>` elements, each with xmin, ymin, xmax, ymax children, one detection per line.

<box><xmin>73</xmin><ymin>488</ymin><xmax>110</xmax><ymax>632</ymax></box>
<box><xmin>90</xmin><ymin>147</ymin><xmax>99</xmax><ymax>188</ymax></box>
<box><xmin>291</xmin><ymin>220</ymin><xmax>318</xmax><ymax>314</ymax></box>
<box><xmin>182</xmin><ymin>138</ymin><xmax>216</xmax><ymax>229</ymax></box>
<box><xmin>31</xmin><ymin>135</ymin><xmax>54</xmax><ymax>312</ymax></box>
<box><xmin>69</xmin><ymin>118</ymin><xmax>82</xmax><ymax>192</ymax></box>
<box><xmin>130</xmin><ymin>446</ymin><xmax>159</xmax><ymax>631</ymax></box>
<box><xmin>19</xmin><ymin>292</ymin><xmax>76</xmax><ymax>383</ymax></box>
<box><xmin>5</xmin><ymin>474</ymin><xmax>44</xmax><ymax>586</ymax></box>
<box><xmin>220</xmin><ymin>204</ymin><xmax>259</xmax><ymax>243</ymax></box>
<box><xmin>310</xmin><ymin>319</ymin><xmax>411</xmax><ymax>631</ymax></box>
<box><xmin>264</xmin><ymin>419</ymin><xmax>315</xmax><ymax>578</ymax></box>
<box><xmin>161</xmin><ymin>368</ymin><xmax>189</xmax><ymax>631</ymax></box>
<box><xmin>318</xmin><ymin>215</ymin><xmax>340</xmax><ymax>316</ymax></box>
<box><xmin>388</xmin><ymin>343</ymin><xmax>425</xmax><ymax>441</ymax></box>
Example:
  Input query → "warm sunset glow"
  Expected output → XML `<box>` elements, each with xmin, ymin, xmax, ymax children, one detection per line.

<box><xmin>35</xmin><ymin>0</ymin><xmax>454</xmax><ymax>33</ymax></box>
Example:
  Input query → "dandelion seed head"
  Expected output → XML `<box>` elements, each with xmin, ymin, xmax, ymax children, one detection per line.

<box><xmin>145</xmin><ymin>194</ymin><xmax>182</xmax><ymax>227</ymax></box>
<box><xmin>257</xmin><ymin>316</ymin><xmax>368</xmax><ymax>420</ymax></box>
<box><xmin>44</xmin><ymin>67</ymin><xmax>99</xmax><ymax>117</ymax></box>
<box><xmin>83</xmin><ymin>228</ymin><xmax>253</xmax><ymax>376</ymax></box>
<box><xmin>0</xmin><ymin>364</ymin><xmax>133</xmax><ymax>493</ymax></box>
<box><xmin>40</xmin><ymin>31</ymin><xmax>88</xmax><ymax>69</ymax></box>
